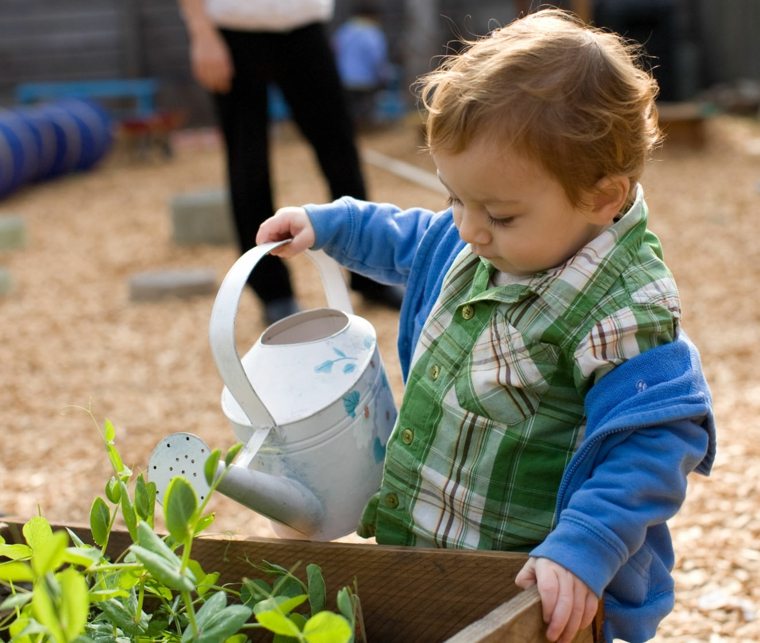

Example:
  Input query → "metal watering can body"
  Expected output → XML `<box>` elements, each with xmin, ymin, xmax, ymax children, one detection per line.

<box><xmin>207</xmin><ymin>240</ymin><xmax>397</xmax><ymax>541</ymax></box>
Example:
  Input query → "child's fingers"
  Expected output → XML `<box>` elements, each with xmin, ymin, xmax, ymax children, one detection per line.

<box><xmin>550</xmin><ymin>577</ymin><xmax>598</xmax><ymax>643</ymax></box>
<box><xmin>256</xmin><ymin>214</ymin><xmax>292</xmax><ymax>245</ymax></box>
<box><xmin>552</xmin><ymin>581</ymin><xmax>585</xmax><ymax>643</ymax></box>
<box><xmin>514</xmin><ymin>558</ymin><xmax>537</xmax><ymax>589</ymax></box>
<box><xmin>579</xmin><ymin>591</ymin><xmax>599</xmax><ymax>630</ymax></box>
<box><xmin>256</xmin><ymin>207</ymin><xmax>314</xmax><ymax>257</ymax></box>
<box><xmin>535</xmin><ymin>566</ymin><xmax>561</xmax><ymax>631</ymax></box>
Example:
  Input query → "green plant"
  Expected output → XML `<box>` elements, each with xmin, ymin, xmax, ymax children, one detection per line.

<box><xmin>0</xmin><ymin>419</ymin><xmax>361</xmax><ymax>642</ymax></box>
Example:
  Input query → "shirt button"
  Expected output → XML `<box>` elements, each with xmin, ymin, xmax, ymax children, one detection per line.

<box><xmin>429</xmin><ymin>364</ymin><xmax>440</xmax><ymax>380</ymax></box>
<box><xmin>384</xmin><ymin>493</ymin><xmax>399</xmax><ymax>509</ymax></box>
<box><xmin>461</xmin><ymin>304</ymin><xmax>475</xmax><ymax>320</ymax></box>
<box><xmin>401</xmin><ymin>428</ymin><xmax>414</xmax><ymax>445</ymax></box>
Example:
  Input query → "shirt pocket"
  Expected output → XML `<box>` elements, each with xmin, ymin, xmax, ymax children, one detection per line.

<box><xmin>454</xmin><ymin>316</ymin><xmax>559</xmax><ymax>425</ymax></box>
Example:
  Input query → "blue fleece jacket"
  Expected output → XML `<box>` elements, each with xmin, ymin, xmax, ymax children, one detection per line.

<box><xmin>305</xmin><ymin>197</ymin><xmax>716</xmax><ymax>642</ymax></box>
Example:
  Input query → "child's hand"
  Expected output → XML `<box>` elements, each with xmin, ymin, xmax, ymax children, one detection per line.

<box><xmin>515</xmin><ymin>557</ymin><xmax>598</xmax><ymax>643</ymax></box>
<box><xmin>256</xmin><ymin>207</ymin><xmax>316</xmax><ymax>258</ymax></box>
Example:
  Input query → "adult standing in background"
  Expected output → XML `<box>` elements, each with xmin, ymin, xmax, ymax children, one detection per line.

<box><xmin>178</xmin><ymin>0</ymin><xmax>403</xmax><ymax>324</ymax></box>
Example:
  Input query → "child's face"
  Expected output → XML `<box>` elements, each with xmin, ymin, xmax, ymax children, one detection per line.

<box><xmin>433</xmin><ymin>138</ymin><xmax>607</xmax><ymax>276</ymax></box>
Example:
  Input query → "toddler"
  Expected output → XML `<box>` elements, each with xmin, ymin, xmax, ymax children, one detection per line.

<box><xmin>257</xmin><ymin>9</ymin><xmax>715</xmax><ymax>642</ymax></box>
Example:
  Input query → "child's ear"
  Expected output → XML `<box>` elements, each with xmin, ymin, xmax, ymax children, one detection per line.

<box><xmin>585</xmin><ymin>175</ymin><xmax>631</xmax><ymax>224</ymax></box>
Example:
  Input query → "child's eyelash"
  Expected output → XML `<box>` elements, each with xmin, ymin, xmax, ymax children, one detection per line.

<box><xmin>489</xmin><ymin>215</ymin><xmax>514</xmax><ymax>227</ymax></box>
<box><xmin>447</xmin><ymin>196</ymin><xmax>514</xmax><ymax>227</ymax></box>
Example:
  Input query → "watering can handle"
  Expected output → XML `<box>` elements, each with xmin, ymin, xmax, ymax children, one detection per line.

<box><xmin>208</xmin><ymin>240</ymin><xmax>353</xmax><ymax>428</ymax></box>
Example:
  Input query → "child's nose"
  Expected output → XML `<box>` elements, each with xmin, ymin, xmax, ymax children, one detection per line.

<box><xmin>458</xmin><ymin>211</ymin><xmax>491</xmax><ymax>245</ymax></box>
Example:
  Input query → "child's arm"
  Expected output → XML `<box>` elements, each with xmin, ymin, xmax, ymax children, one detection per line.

<box><xmin>258</xmin><ymin>197</ymin><xmax>443</xmax><ymax>285</ymax></box>
<box><xmin>525</xmin><ymin>335</ymin><xmax>714</xmax><ymax>640</ymax></box>
<box><xmin>515</xmin><ymin>557</ymin><xmax>598</xmax><ymax>643</ymax></box>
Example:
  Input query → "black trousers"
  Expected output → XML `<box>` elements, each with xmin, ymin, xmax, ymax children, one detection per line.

<box><xmin>214</xmin><ymin>23</ymin><xmax>370</xmax><ymax>302</ymax></box>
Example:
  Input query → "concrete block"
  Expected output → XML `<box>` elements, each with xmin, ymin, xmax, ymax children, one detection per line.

<box><xmin>0</xmin><ymin>267</ymin><xmax>12</xmax><ymax>295</ymax></box>
<box><xmin>0</xmin><ymin>215</ymin><xmax>26</xmax><ymax>250</ymax></box>
<box><xmin>170</xmin><ymin>189</ymin><xmax>235</xmax><ymax>245</ymax></box>
<box><xmin>129</xmin><ymin>268</ymin><xmax>217</xmax><ymax>302</ymax></box>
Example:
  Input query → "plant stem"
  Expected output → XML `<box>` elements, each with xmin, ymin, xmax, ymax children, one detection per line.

<box><xmin>181</xmin><ymin>589</ymin><xmax>198</xmax><ymax>637</ymax></box>
<box><xmin>137</xmin><ymin>582</ymin><xmax>145</xmax><ymax>621</ymax></box>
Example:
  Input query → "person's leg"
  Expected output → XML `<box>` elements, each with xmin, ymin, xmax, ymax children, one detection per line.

<box><xmin>215</xmin><ymin>29</ymin><xmax>296</xmax><ymax>314</ymax></box>
<box><xmin>273</xmin><ymin>23</ymin><xmax>402</xmax><ymax>307</ymax></box>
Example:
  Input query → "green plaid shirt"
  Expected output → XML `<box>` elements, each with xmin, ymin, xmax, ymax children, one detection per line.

<box><xmin>359</xmin><ymin>191</ymin><xmax>681</xmax><ymax>550</ymax></box>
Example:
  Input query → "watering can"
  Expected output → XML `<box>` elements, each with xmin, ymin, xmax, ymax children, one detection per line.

<box><xmin>149</xmin><ymin>241</ymin><xmax>397</xmax><ymax>541</ymax></box>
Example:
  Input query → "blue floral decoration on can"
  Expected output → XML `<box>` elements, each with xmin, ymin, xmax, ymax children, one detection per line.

<box><xmin>315</xmin><ymin>347</ymin><xmax>357</xmax><ymax>374</ymax></box>
<box><xmin>343</xmin><ymin>390</ymin><xmax>360</xmax><ymax>418</ymax></box>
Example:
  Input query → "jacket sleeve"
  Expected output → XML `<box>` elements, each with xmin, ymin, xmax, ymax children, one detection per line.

<box><xmin>530</xmin><ymin>418</ymin><xmax>709</xmax><ymax>597</ymax></box>
<box><xmin>531</xmin><ymin>334</ymin><xmax>715</xmax><ymax>598</ymax></box>
<box><xmin>304</xmin><ymin>197</ymin><xmax>440</xmax><ymax>286</ymax></box>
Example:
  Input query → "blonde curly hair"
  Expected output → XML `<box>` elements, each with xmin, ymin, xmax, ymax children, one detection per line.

<box><xmin>419</xmin><ymin>8</ymin><xmax>661</xmax><ymax>207</ymax></box>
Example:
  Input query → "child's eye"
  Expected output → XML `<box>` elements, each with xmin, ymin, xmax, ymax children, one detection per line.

<box><xmin>488</xmin><ymin>215</ymin><xmax>515</xmax><ymax>227</ymax></box>
<box><xmin>446</xmin><ymin>195</ymin><xmax>462</xmax><ymax>207</ymax></box>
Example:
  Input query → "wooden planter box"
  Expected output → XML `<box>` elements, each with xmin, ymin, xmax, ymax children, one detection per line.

<box><xmin>0</xmin><ymin>520</ymin><xmax>603</xmax><ymax>642</ymax></box>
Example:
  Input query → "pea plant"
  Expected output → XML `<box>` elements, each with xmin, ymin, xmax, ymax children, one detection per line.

<box><xmin>0</xmin><ymin>419</ymin><xmax>363</xmax><ymax>642</ymax></box>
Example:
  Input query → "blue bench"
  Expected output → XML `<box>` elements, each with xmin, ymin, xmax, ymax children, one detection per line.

<box><xmin>15</xmin><ymin>78</ymin><xmax>159</xmax><ymax>120</ymax></box>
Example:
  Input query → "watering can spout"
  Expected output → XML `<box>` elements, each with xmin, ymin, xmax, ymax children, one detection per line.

<box><xmin>215</xmin><ymin>463</ymin><xmax>325</xmax><ymax>537</ymax></box>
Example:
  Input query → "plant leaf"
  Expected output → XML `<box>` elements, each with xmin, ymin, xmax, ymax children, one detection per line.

<box><xmin>130</xmin><ymin>545</ymin><xmax>194</xmax><ymax>593</ymax></box>
<box><xmin>255</xmin><ymin>608</ymin><xmax>302</xmax><ymax>638</ymax></box>
<box><xmin>224</xmin><ymin>635</ymin><xmax>249</xmax><ymax>643</ymax></box>
<box><xmin>184</xmin><ymin>604</ymin><xmax>253</xmax><ymax>643</ymax></box>
<box><xmin>22</xmin><ymin>516</ymin><xmax>53</xmax><ymax>551</ymax></box>
<box><xmin>336</xmin><ymin>587</ymin><xmax>354</xmax><ymax>623</ymax></box>
<box><xmin>224</xmin><ymin>442</ymin><xmax>243</xmax><ymax>468</ymax></box>
<box><xmin>204</xmin><ymin>449</ymin><xmax>221</xmax><ymax>486</ymax></box>
<box><xmin>188</xmin><ymin>559</ymin><xmax>218</xmax><ymax>597</ymax></box>
<box><xmin>0</xmin><ymin>591</ymin><xmax>32</xmax><ymax>611</ymax></box>
<box><xmin>134</xmin><ymin>475</ymin><xmax>156</xmax><ymax>524</ymax></box>
<box><xmin>90</xmin><ymin>497</ymin><xmax>111</xmax><ymax>548</ymax></box>
<box><xmin>120</xmin><ymin>482</ymin><xmax>138</xmax><ymax>541</ymax></box>
<box><xmin>253</xmin><ymin>594</ymin><xmax>307</xmax><ymax>617</ymax></box>
<box><xmin>193</xmin><ymin>512</ymin><xmax>216</xmax><ymax>536</ymax></box>
<box><xmin>58</xmin><ymin>567</ymin><xmax>89</xmax><ymax>640</ymax></box>
<box><xmin>306</xmin><ymin>564</ymin><xmax>326</xmax><ymax>615</ymax></box>
<box><xmin>98</xmin><ymin>597</ymin><xmax>143</xmax><ymax>636</ymax></box>
<box><xmin>103</xmin><ymin>418</ymin><xmax>116</xmax><ymax>443</ymax></box>
<box><xmin>131</xmin><ymin>522</ymin><xmax>195</xmax><ymax>592</ymax></box>
<box><xmin>0</xmin><ymin>560</ymin><xmax>34</xmax><ymax>582</ymax></box>
<box><xmin>32</xmin><ymin>574</ymin><xmax>66</xmax><ymax>642</ymax></box>
<box><xmin>31</xmin><ymin>530</ymin><xmax>68</xmax><ymax>577</ymax></box>
<box><xmin>106</xmin><ymin>443</ymin><xmax>126</xmax><ymax>479</ymax></box>
<box><xmin>135</xmin><ymin>521</ymin><xmax>178</xmax><ymax>562</ymax></box>
<box><xmin>302</xmin><ymin>611</ymin><xmax>353</xmax><ymax>643</ymax></box>
<box><xmin>194</xmin><ymin>589</ymin><xmax>227</xmax><ymax>626</ymax></box>
<box><xmin>164</xmin><ymin>476</ymin><xmax>198</xmax><ymax>543</ymax></box>
<box><xmin>0</xmin><ymin>542</ymin><xmax>32</xmax><ymax>560</ymax></box>
<box><xmin>62</xmin><ymin>545</ymin><xmax>102</xmax><ymax>568</ymax></box>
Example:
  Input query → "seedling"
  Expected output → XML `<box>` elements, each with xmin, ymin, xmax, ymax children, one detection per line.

<box><xmin>0</xmin><ymin>418</ymin><xmax>363</xmax><ymax>642</ymax></box>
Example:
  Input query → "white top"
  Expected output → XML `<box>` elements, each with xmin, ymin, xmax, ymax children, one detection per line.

<box><xmin>205</xmin><ymin>0</ymin><xmax>334</xmax><ymax>31</ymax></box>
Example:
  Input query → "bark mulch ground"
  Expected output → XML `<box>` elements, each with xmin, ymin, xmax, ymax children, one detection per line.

<box><xmin>1</xmin><ymin>114</ymin><xmax>758</xmax><ymax>641</ymax></box>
